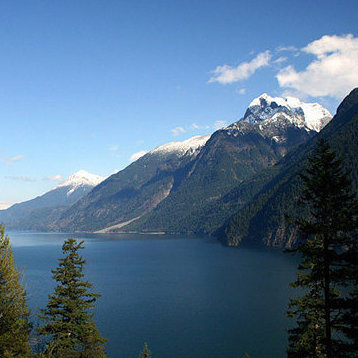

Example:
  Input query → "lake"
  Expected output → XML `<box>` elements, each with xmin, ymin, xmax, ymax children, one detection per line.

<box><xmin>9</xmin><ymin>231</ymin><xmax>299</xmax><ymax>358</ymax></box>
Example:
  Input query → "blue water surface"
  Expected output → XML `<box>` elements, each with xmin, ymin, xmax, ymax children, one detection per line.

<box><xmin>9</xmin><ymin>231</ymin><xmax>298</xmax><ymax>358</ymax></box>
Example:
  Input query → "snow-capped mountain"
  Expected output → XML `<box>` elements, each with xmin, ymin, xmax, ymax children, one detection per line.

<box><xmin>241</xmin><ymin>93</ymin><xmax>332</xmax><ymax>132</ymax></box>
<box><xmin>223</xmin><ymin>93</ymin><xmax>332</xmax><ymax>149</ymax></box>
<box><xmin>52</xmin><ymin>136</ymin><xmax>211</xmax><ymax>232</ymax></box>
<box><xmin>56</xmin><ymin>170</ymin><xmax>104</xmax><ymax>197</ymax></box>
<box><xmin>150</xmin><ymin>135</ymin><xmax>210</xmax><ymax>157</ymax></box>
<box><xmin>0</xmin><ymin>170</ymin><xmax>104</xmax><ymax>230</ymax></box>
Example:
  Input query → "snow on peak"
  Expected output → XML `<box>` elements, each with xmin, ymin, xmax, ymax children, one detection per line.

<box><xmin>151</xmin><ymin>135</ymin><xmax>210</xmax><ymax>156</ymax></box>
<box><xmin>249</xmin><ymin>93</ymin><xmax>288</xmax><ymax>108</ymax></box>
<box><xmin>56</xmin><ymin>170</ymin><xmax>105</xmax><ymax>196</ymax></box>
<box><xmin>245</xmin><ymin>93</ymin><xmax>332</xmax><ymax>132</ymax></box>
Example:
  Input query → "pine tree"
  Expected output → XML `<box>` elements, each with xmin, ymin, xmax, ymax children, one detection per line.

<box><xmin>339</xmin><ymin>234</ymin><xmax>358</xmax><ymax>356</ymax></box>
<box><xmin>37</xmin><ymin>238</ymin><xmax>106</xmax><ymax>357</ymax></box>
<box><xmin>287</xmin><ymin>138</ymin><xmax>358</xmax><ymax>357</ymax></box>
<box><xmin>139</xmin><ymin>342</ymin><xmax>152</xmax><ymax>358</ymax></box>
<box><xmin>0</xmin><ymin>224</ymin><xmax>32</xmax><ymax>357</ymax></box>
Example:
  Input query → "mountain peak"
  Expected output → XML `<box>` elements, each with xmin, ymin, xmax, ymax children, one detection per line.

<box><xmin>244</xmin><ymin>93</ymin><xmax>332</xmax><ymax>132</ymax></box>
<box><xmin>56</xmin><ymin>170</ymin><xmax>104</xmax><ymax>195</ymax></box>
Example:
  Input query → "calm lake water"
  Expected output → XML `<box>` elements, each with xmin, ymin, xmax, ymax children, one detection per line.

<box><xmin>9</xmin><ymin>231</ymin><xmax>299</xmax><ymax>358</ymax></box>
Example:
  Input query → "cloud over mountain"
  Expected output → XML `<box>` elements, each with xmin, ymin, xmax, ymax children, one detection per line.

<box><xmin>209</xmin><ymin>51</ymin><xmax>271</xmax><ymax>84</ymax></box>
<box><xmin>209</xmin><ymin>34</ymin><xmax>358</xmax><ymax>102</ymax></box>
<box><xmin>277</xmin><ymin>34</ymin><xmax>358</xmax><ymax>99</ymax></box>
<box><xmin>171</xmin><ymin>126</ymin><xmax>186</xmax><ymax>136</ymax></box>
<box><xmin>1</xmin><ymin>154</ymin><xmax>25</xmax><ymax>166</ymax></box>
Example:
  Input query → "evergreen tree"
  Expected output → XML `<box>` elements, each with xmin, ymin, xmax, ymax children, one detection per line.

<box><xmin>37</xmin><ymin>238</ymin><xmax>106</xmax><ymax>357</ymax></box>
<box><xmin>0</xmin><ymin>224</ymin><xmax>32</xmax><ymax>357</ymax></box>
<box><xmin>339</xmin><ymin>236</ymin><xmax>358</xmax><ymax>356</ymax></box>
<box><xmin>287</xmin><ymin>138</ymin><xmax>358</xmax><ymax>357</ymax></box>
<box><xmin>139</xmin><ymin>342</ymin><xmax>152</xmax><ymax>358</ymax></box>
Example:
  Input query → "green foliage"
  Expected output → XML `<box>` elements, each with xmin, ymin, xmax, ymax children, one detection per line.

<box><xmin>37</xmin><ymin>238</ymin><xmax>106</xmax><ymax>357</ymax></box>
<box><xmin>138</xmin><ymin>342</ymin><xmax>152</xmax><ymax>358</ymax></box>
<box><xmin>0</xmin><ymin>224</ymin><xmax>32</xmax><ymax>357</ymax></box>
<box><xmin>287</xmin><ymin>139</ymin><xmax>358</xmax><ymax>357</ymax></box>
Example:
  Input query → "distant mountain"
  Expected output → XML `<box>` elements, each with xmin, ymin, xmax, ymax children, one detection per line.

<box><xmin>122</xmin><ymin>94</ymin><xmax>331</xmax><ymax>234</ymax></box>
<box><xmin>55</xmin><ymin>170</ymin><xmax>104</xmax><ymax>197</ymax></box>
<box><xmin>52</xmin><ymin>136</ymin><xmax>210</xmax><ymax>232</ymax></box>
<box><xmin>0</xmin><ymin>170</ymin><xmax>104</xmax><ymax>230</ymax></box>
<box><xmin>220</xmin><ymin>88</ymin><xmax>358</xmax><ymax>248</ymax></box>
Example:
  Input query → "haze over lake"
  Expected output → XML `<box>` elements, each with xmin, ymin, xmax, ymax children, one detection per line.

<box><xmin>11</xmin><ymin>231</ymin><xmax>298</xmax><ymax>358</ymax></box>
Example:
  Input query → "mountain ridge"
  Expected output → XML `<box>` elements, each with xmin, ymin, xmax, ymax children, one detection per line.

<box><xmin>0</xmin><ymin>170</ymin><xmax>104</xmax><ymax>231</ymax></box>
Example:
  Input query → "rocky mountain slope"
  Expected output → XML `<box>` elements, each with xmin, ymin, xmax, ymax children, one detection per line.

<box><xmin>220</xmin><ymin>88</ymin><xmax>358</xmax><ymax>248</ymax></box>
<box><xmin>52</xmin><ymin>136</ymin><xmax>210</xmax><ymax>232</ymax></box>
<box><xmin>243</xmin><ymin>93</ymin><xmax>331</xmax><ymax>131</ymax></box>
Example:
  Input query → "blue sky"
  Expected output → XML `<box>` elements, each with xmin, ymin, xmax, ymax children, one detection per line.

<box><xmin>1</xmin><ymin>0</ymin><xmax>358</xmax><ymax>207</ymax></box>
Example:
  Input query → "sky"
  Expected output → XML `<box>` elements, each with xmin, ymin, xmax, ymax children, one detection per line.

<box><xmin>1</xmin><ymin>0</ymin><xmax>358</xmax><ymax>208</ymax></box>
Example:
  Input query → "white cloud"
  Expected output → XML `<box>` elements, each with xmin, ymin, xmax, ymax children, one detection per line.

<box><xmin>44</xmin><ymin>175</ymin><xmax>63</xmax><ymax>182</ymax></box>
<box><xmin>171</xmin><ymin>126</ymin><xmax>186</xmax><ymax>137</ymax></box>
<box><xmin>209</xmin><ymin>51</ymin><xmax>271</xmax><ymax>84</ymax></box>
<box><xmin>1</xmin><ymin>154</ymin><xmax>25</xmax><ymax>165</ymax></box>
<box><xmin>129</xmin><ymin>150</ymin><xmax>147</xmax><ymax>161</ymax></box>
<box><xmin>273</xmin><ymin>56</ymin><xmax>287</xmax><ymax>64</ymax></box>
<box><xmin>277</xmin><ymin>34</ymin><xmax>358</xmax><ymax>99</ymax></box>
<box><xmin>189</xmin><ymin>123</ymin><xmax>211</xmax><ymax>130</ymax></box>
<box><xmin>213</xmin><ymin>120</ymin><xmax>228</xmax><ymax>130</ymax></box>
<box><xmin>276</xmin><ymin>45</ymin><xmax>298</xmax><ymax>52</ymax></box>
<box><xmin>10</xmin><ymin>155</ymin><xmax>24</xmax><ymax>162</ymax></box>
<box><xmin>5</xmin><ymin>175</ymin><xmax>35</xmax><ymax>182</ymax></box>
<box><xmin>109</xmin><ymin>145</ymin><xmax>119</xmax><ymax>151</ymax></box>
<box><xmin>237</xmin><ymin>88</ymin><xmax>246</xmax><ymax>95</ymax></box>
<box><xmin>190</xmin><ymin>123</ymin><xmax>200</xmax><ymax>130</ymax></box>
<box><xmin>0</xmin><ymin>201</ymin><xmax>13</xmax><ymax>210</ymax></box>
